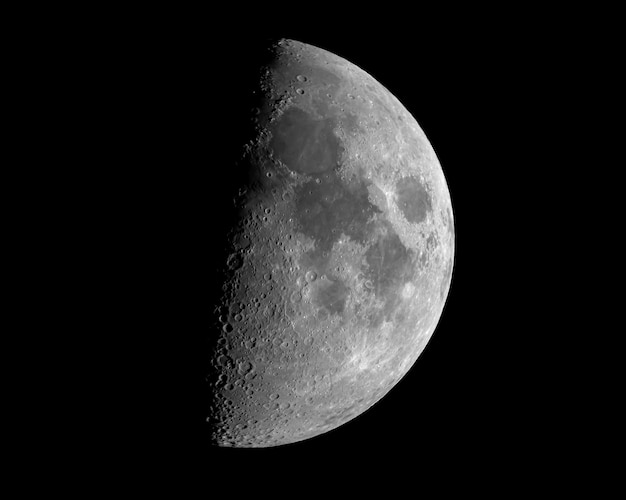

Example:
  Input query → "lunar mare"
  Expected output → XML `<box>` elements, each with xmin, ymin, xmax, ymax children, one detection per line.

<box><xmin>207</xmin><ymin>39</ymin><xmax>454</xmax><ymax>447</ymax></box>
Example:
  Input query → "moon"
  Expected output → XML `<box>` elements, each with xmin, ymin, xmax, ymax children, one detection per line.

<box><xmin>206</xmin><ymin>39</ymin><xmax>454</xmax><ymax>447</ymax></box>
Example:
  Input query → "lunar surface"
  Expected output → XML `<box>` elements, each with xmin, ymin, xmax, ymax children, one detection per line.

<box><xmin>206</xmin><ymin>39</ymin><xmax>454</xmax><ymax>447</ymax></box>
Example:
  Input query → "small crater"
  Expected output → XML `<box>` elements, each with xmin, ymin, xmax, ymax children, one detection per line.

<box><xmin>217</xmin><ymin>355</ymin><xmax>231</xmax><ymax>367</ymax></box>
<box><xmin>238</xmin><ymin>361</ymin><xmax>253</xmax><ymax>374</ymax></box>
<box><xmin>226</xmin><ymin>253</ymin><xmax>244</xmax><ymax>271</ymax></box>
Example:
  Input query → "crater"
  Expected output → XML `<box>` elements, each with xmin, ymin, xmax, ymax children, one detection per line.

<box><xmin>395</xmin><ymin>176</ymin><xmax>432</xmax><ymax>224</ymax></box>
<box><xmin>278</xmin><ymin>62</ymin><xmax>342</xmax><ymax>92</ymax></box>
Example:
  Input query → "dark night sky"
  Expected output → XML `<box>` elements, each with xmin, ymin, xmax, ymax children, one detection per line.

<box><xmin>28</xmin><ymin>1</ymin><xmax>606</xmax><ymax>489</ymax></box>
<box><xmin>193</xmin><ymin>32</ymin><xmax>550</xmax><ymax>468</ymax></box>
<box><xmin>90</xmin><ymin>24</ymin><xmax>564</xmax><ymax>482</ymax></box>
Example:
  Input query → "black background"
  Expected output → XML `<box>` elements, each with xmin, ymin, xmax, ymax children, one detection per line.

<box><xmin>56</xmin><ymin>18</ymin><xmax>578</xmax><ymax>487</ymax></box>
<box><xmin>181</xmin><ymin>31</ymin><xmax>554</xmax><ymax>475</ymax></box>
<box><xmin>12</xmin><ymin>0</ymin><xmax>616</xmax><ymax>489</ymax></box>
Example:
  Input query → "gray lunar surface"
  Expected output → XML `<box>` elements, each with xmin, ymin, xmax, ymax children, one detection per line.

<box><xmin>206</xmin><ymin>39</ymin><xmax>455</xmax><ymax>447</ymax></box>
